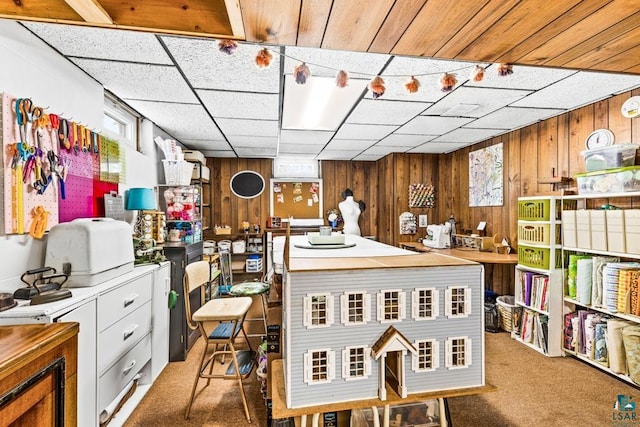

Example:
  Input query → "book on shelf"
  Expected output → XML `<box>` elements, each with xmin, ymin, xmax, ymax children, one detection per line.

<box><xmin>518</xmin><ymin>271</ymin><xmax>549</xmax><ymax>311</ymax></box>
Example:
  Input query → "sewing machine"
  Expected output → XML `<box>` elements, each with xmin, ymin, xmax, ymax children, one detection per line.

<box><xmin>422</xmin><ymin>223</ymin><xmax>451</xmax><ymax>249</ymax></box>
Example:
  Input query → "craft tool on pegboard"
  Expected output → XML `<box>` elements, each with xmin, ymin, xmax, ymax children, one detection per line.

<box><xmin>409</xmin><ymin>183</ymin><xmax>436</xmax><ymax>208</ymax></box>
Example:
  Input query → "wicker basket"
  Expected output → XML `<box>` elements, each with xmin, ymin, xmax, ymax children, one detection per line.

<box><xmin>496</xmin><ymin>295</ymin><xmax>516</xmax><ymax>332</ymax></box>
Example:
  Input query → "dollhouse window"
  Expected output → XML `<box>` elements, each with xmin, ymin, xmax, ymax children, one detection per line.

<box><xmin>303</xmin><ymin>348</ymin><xmax>336</xmax><ymax>384</ymax></box>
<box><xmin>377</xmin><ymin>289</ymin><xmax>406</xmax><ymax>323</ymax></box>
<box><xmin>340</xmin><ymin>292</ymin><xmax>371</xmax><ymax>325</ymax></box>
<box><xmin>303</xmin><ymin>293</ymin><xmax>334</xmax><ymax>328</ymax></box>
<box><xmin>445</xmin><ymin>286</ymin><xmax>471</xmax><ymax>318</ymax></box>
<box><xmin>412</xmin><ymin>288</ymin><xmax>439</xmax><ymax>320</ymax></box>
<box><xmin>445</xmin><ymin>336</ymin><xmax>472</xmax><ymax>369</ymax></box>
<box><xmin>342</xmin><ymin>346</ymin><xmax>372</xmax><ymax>380</ymax></box>
<box><xmin>412</xmin><ymin>339</ymin><xmax>440</xmax><ymax>372</ymax></box>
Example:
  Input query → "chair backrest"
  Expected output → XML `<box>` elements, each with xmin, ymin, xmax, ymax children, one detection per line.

<box><xmin>183</xmin><ymin>260</ymin><xmax>210</xmax><ymax>330</ymax></box>
<box><xmin>218</xmin><ymin>249</ymin><xmax>233</xmax><ymax>289</ymax></box>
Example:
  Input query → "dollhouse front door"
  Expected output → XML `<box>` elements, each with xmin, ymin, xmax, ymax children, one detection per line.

<box><xmin>385</xmin><ymin>350</ymin><xmax>403</xmax><ymax>397</ymax></box>
<box><xmin>372</xmin><ymin>326</ymin><xmax>417</xmax><ymax>402</ymax></box>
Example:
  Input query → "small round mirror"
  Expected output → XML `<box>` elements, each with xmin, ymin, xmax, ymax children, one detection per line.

<box><xmin>230</xmin><ymin>170</ymin><xmax>265</xmax><ymax>199</ymax></box>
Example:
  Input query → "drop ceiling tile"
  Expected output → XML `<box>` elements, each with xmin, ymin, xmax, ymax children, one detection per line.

<box><xmin>23</xmin><ymin>22</ymin><xmax>172</xmax><ymax>64</ymax></box>
<box><xmin>235</xmin><ymin>146</ymin><xmax>277</xmax><ymax>157</ymax></box>
<box><xmin>425</xmin><ymin>87</ymin><xmax>532</xmax><ymax>117</ymax></box>
<box><xmin>180</xmin><ymin>139</ymin><xmax>231</xmax><ymax>151</ymax></box>
<box><xmin>125</xmin><ymin>100</ymin><xmax>225</xmax><ymax>140</ymax></box>
<box><xmin>363</xmin><ymin>145</ymin><xmax>412</xmax><ymax>155</ymax></box>
<box><xmin>346</xmin><ymin>100</ymin><xmax>431</xmax><ymax>125</ymax></box>
<box><xmin>378</xmin><ymin>134</ymin><xmax>438</xmax><ymax>146</ymax></box>
<box><xmin>471</xmin><ymin>64</ymin><xmax>576</xmax><ymax>90</ymax></box>
<box><xmin>511</xmin><ymin>72</ymin><xmax>640</xmax><ymax>109</ymax></box>
<box><xmin>161</xmin><ymin>36</ymin><xmax>281</xmax><ymax>93</ymax></box>
<box><xmin>334</xmin><ymin>124</ymin><xmax>397</xmax><ymax>140</ymax></box>
<box><xmin>408</xmin><ymin>142</ymin><xmax>470</xmax><ymax>154</ymax></box>
<box><xmin>317</xmin><ymin>150</ymin><xmax>362</xmax><ymax>160</ymax></box>
<box><xmin>324</xmin><ymin>139</ymin><xmax>376</xmax><ymax>151</ymax></box>
<box><xmin>432</xmin><ymin>128</ymin><xmax>505</xmax><ymax>144</ymax></box>
<box><xmin>352</xmin><ymin>154</ymin><xmax>383</xmax><ymax>161</ymax></box>
<box><xmin>198</xmin><ymin>90</ymin><xmax>279</xmax><ymax>120</ymax></box>
<box><xmin>72</xmin><ymin>58</ymin><xmax>196</xmax><ymax>103</ymax></box>
<box><xmin>468</xmin><ymin>107</ymin><xmax>565</xmax><ymax>129</ymax></box>
<box><xmin>397</xmin><ymin>116</ymin><xmax>474</xmax><ymax>135</ymax></box>
<box><xmin>226</xmin><ymin>135</ymin><xmax>278</xmax><ymax>147</ymax></box>
<box><xmin>278</xmin><ymin>143</ymin><xmax>324</xmax><ymax>156</ymax></box>
<box><xmin>284</xmin><ymin>46</ymin><xmax>390</xmax><ymax>78</ymax></box>
<box><xmin>280</xmin><ymin>130</ymin><xmax>334</xmax><ymax>145</ymax></box>
<box><xmin>216</xmin><ymin>119</ymin><xmax>279</xmax><ymax>137</ymax></box>
<box><xmin>201</xmin><ymin>150</ymin><xmax>236</xmax><ymax>158</ymax></box>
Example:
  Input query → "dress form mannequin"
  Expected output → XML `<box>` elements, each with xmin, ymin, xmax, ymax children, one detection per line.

<box><xmin>339</xmin><ymin>189</ymin><xmax>363</xmax><ymax>236</ymax></box>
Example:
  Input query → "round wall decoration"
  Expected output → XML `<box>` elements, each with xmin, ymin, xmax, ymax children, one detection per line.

<box><xmin>621</xmin><ymin>96</ymin><xmax>640</xmax><ymax>119</ymax></box>
<box><xmin>230</xmin><ymin>170</ymin><xmax>265</xmax><ymax>199</ymax></box>
<box><xmin>585</xmin><ymin>129</ymin><xmax>615</xmax><ymax>150</ymax></box>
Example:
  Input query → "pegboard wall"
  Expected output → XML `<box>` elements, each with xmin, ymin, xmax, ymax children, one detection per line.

<box><xmin>1</xmin><ymin>92</ymin><xmax>120</xmax><ymax>236</ymax></box>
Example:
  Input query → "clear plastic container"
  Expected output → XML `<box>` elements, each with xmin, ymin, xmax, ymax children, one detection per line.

<box><xmin>581</xmin><ymin>144</ymin><xmax>638</xmax><ymax>172</ymax></box>
<box><xmin>576</xmin><ymin>166</ymin><xmax>640</xmax><ymax>195</ymax></box>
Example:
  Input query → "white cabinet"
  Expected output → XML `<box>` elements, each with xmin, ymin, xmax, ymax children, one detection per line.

<box><xmin>152</xmin><ymin>263</ymin><xmax>171</xmax><ymax>380</ymax></box>
<box><xmin>513</xmin><ymin>196</ymin><xmax>566</xmax><ymax>357</ymax></box>
<box><xmin>561</xmin><ymin>191</ymin><xmax>640</xmax><ymax>385</ymax></box>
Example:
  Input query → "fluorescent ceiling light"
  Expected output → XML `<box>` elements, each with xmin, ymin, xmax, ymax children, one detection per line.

<box><xmin>282</xmin><ymin>75</ymin><xmax>367</xmax><ymax>131</ymax></box>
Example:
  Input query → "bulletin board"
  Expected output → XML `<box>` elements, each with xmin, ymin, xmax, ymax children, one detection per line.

<box><xmin>270</xmin><ymin>179</ymin><xmax>323</xmax><ymax>219</ymax></box>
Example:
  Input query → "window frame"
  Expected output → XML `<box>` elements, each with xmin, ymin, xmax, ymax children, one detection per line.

<box><xmin>411</xmin><ymin>287</ymin><xmax>439</xmax><ymax>321</ymax></box>
<box><xmin>103</xmin><ymin>93</ymin><xmax>139</xmax><ymax>151</ymax></box>
<box><xmin>303</xmin><ymin>293</ymin><xmax>334</xmax><ymax>329</ymax></box>
<box><xmin>412</xmin><ymin>339</ymin><xmax>440</xmax><ymax>372</ymax></box>
<box><xmin>340</xmin><ymin>291</ymin><xmax>371</xmax><ymax>325</ymax></box>
<box><xmin>341</xmin><ymin>345</ymin><xmax>372</xmax><ymax>380</ymax></box>
<box><xmin>303</xmin><ymin>348</ymin><xmax>336</xmax><ymax>384</ymax></box>
<box><xmin>444</xmin><ymin>286</ymin><xmax>472</xmax><ymax>318</ymax></box>
<box><xmin>445</xmin><ymin>336</ymin><xmax>472</xmax><ymax>370</ymax></box>
<box><xmin>376</xmin><ymin>289</ymin><xmax>406</xmax><ymax>323</ymax></box>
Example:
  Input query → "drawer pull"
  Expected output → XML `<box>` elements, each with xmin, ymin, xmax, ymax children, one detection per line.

<box><xmin>123</xmin><ymin>360</ymin><xmax>136</xmax><ymax>376</ymax></box>
<box><xmin>123</xmin><ymin>294</ymin><xmax>139</xmax><ymax>308</ymax></box>
<box><xmin>123</xmin><ymin>324</ymin><xmax>139</xmax><ymax>340</ymax></box>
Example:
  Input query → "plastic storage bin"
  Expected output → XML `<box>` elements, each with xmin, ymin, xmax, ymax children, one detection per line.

<box><xmin>576</xmin><ymin>166</ymin><xmax>640</xmax><ymax>195</ymax></box>
<box><xmin>246</xmin><ymin>254</ymin><xmax>263</xmax><ymax>272</ymax></box>
<box><xmin>162</xmin><ymin>160</ymin><xmax>194</xmax><ymax>185</ymax></box>
<box><xmin>581</xmin><ymin>144</ymin><xmax>638</xmax><ymax>172</ymax></box>
<box><xmin>496</xmin><ymin>295</ymin><xmax>517</xmax><ymax>332</ymax></box>
<box><xmin>518</xmin><ymin>245</ymin><xmax>563</xmax><ymax>270</ymax></box>
<box><xmin>517</xmin><ymin>221</ymin><xmax>561</xmax><ymax>245</ymax></box>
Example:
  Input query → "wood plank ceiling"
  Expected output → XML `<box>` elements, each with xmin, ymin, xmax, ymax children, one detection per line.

<box><xmin>2</xmin><ymin>0</ymin><xmax>638</xmax><ymax>75</ymax></box>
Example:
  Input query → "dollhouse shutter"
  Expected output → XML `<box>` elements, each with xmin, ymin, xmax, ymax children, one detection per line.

<box><xmin>411</xmin><ymin>343</ymin><xmax>419</xmax><ymax>371</ymax></box>
<box><xmin>464</xmin><ymin>287</ymin><xmax>472</xmax><ymax>315</ymax></box>
<box><xmin>303</xmin><ymin>295</ymin><xmax>312</xmax><ymax>327</ymax></box>
<box><xmin>444</xmin><ymin>288</ymin><xmax>452</xmax><ymax>317</ymax></box>
<box><xmin>445</xmin><ymin>339</ymin><xmax>452</xmax><ymax>368</ymax></box>
<box><xmin>398</xmin><ymin>291</ymin><xmax>406</xmax><ymax>320</ymax></box>
<box><xmin>341</xmin><ymin>348</ymin><xmax>349</xmax><ymax>378</ymax></box>
<box><xmin>303</xmin><ymin>352</ymin><xmax>310</xmax><ymax>383</ymax></box>
<box><xmin>411</xmin><ymin>289</ymin><xmax>419</xmax><ymax>320</ymax></box>
<box><xmin>433</xmin><ymin>290</ymin><xmax>440</xmax><ymax>318</ymax></box>
<box><xmin>340</xmin><ymin>294</ymin><xmax>348</xmax><ymax>324</ymax></box>
<box><xmin>376</xmin><ymin>292</ymin><xmax>384</xmax><ymax>321</ymax></box>
<box><xmin>466</xmin><ymin>338</ymin><xmax>472</xmax><ymax>366</ymax></box>
<box><xmin>326</xmin><ymin>295</ymin><xmax>335</xmax><ymax>326</ymax></box>
<box><xmin>364</xmin><ymin>293</ymin><xmax>371</xmax><ymax>322</ymax></box>
<box><xmin>327</xmin><ymin>350</ymin><xmax>336</xmax><ymax>381</ymax></box>
<box><xmin>364</xmin><ymin>346</ymin><xmax>372</xmax><ymax>376</ymax></box>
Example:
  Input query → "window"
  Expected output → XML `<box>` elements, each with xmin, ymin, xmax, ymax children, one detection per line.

<box><xmin>303</xmin><ymin>348</ymin><xmax>336</xmax><ymax>384</ymax></box>
<box><xmin>103</xmin><ymin>93</ymin><xmax>139</xmax><ymax>150</ymax></box>
<box><xmin>412</xmin><ymin>339</ymin><xmax>439</xmax><ymax>372</ymax></box>
<box><xmin>412</xmin><ymin>288</ymin><xmax>439</xmax><ymax>320</ymax></box>
<box><xmin>377</xmin><ymin>289</ymin><xmax>406</xmax><ymax>322</ymax></box>
<box><xmin>445</xmin><ymin>336</ymin><xmax>472</xmax><ymax>369</ymax></box>
<box><xmin>445</xmin><ymin>286</ymin><xmax>471</xmax><ymax>318</ymax></box>
<box><xmin>342</xmin><ymin>346</ymin><xmax>372</xmax><ymax>380</ymax></box>
<box><xmin>303</xmin><ymin>293</ymin><xmax>334</xmax><ymax>328</ymax></box>
<box><xmin>340</xmin><ymin>292</ymin><xmax>371</xmax><ymax>325</ymax></box>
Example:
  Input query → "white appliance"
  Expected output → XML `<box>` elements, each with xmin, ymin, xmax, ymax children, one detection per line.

<box><xmin>422</xmin><ymin>223</ymin><xmax>451</xmax><ymax>249</ymax></box>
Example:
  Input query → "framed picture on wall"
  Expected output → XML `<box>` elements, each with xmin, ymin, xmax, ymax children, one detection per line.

<box><xmin>270</xmin><ymin>179</ymin><xmax>323</xmax><ymax>220</ymax></box>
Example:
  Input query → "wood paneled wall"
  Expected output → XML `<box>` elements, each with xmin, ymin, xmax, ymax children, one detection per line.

<box><xmin>201</xmin><ymin>88</ymin><xmax>639</xmax><ymax>293</ymax></box>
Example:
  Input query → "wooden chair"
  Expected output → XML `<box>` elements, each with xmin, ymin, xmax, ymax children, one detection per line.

<box><xmin>183</xmin><ymin>260</ymin><xmax>255</xmax><ymax>421</ymax></box>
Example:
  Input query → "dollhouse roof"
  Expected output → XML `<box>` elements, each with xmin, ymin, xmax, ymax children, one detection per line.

<box><xmin>371</xmin><ymin>325</ymin><xmax>417</xmax><ymax>360</ymax></box>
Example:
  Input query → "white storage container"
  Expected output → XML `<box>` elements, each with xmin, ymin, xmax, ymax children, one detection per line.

<box><xmin>562</xmin><ymin>210</ymin><xmax>577</xmax><ymax>248</ymax></box>
<box><xmin>232</xmin><ymin>239</ymin><xmax>246</xmax><ymax>254</ymax></box>
<box><xmin>183</xmin><ymin>149</ymin><xmax>206</xmax><ymax>165</ymax></box>
<box><xmin>45</xmin><ymin>218</ymin><xmax>134</xmax><ymax>287</ymax></box>
<box><xmin>191</xmin><ymin>163</ymin><xmax>210</xmax><ymax>182</ymax></box>
<box><xmin>576</xmin><ymin>210</ymin><xmax>592</xmax><ymax>250</ymax></box>
<box><xmin>625</xmin><ymin>210</ymin><xmax>640</xmax><ymax>255</ymax></box>
<box><xmin>606</xmin><ymin>210</ymin><xmax>626</xmax><ymax>253</ymax></box>
<box><xmin>590</xmin><ymin>210</ymin><xmax>608</xmax><ymax>251</ymax></box>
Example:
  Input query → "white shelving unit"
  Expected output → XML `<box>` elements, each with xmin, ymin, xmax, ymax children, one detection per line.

<box><xmin>513</xmin><ymin>196</ymin><xmax>565</xmax><ymax>357</ymax></box>
<box><xmin>560</xmin><ymin>190</ymin><xmax>640</xmax><ymax>385</ymax></box>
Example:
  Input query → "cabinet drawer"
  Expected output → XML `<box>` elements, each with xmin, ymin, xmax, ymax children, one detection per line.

<box><xmin>98</xmin><ymin>302</ymin><xmax>152</xmax><ymax>373</ymax></box>
<box><xmin>98</xmin><ymin>333</ymin><xmax>151</xmax><ymax>412</ymax></box>
<box><xmin>98</xmin><ymin>273</ymin><xmax>152</xmax><ymax>331</ymax></box>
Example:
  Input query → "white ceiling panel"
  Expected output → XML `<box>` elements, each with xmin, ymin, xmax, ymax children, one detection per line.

<box><xmin>72</xmin><ymin>58</ymin><xmax>196</xmax><ymax>103</ymax></box>
<box><xmin>511</xmin><ymin>72</ymin><xmax>640</xmax><ymax>109</ymax></box>
<box><xmin>198</xmin><ymin>90</ymin><xmax>279</xmax><ymax>120</ymax></box>
<box><xmin>235</xmin><ymin>146</ymin><xmax>277</xmax><ymax>157</ymax></box>
<box><xmin>408</xmin><ymin>142</ymin><xmax>470</xmax><ymax>153</ymax></box>
<box><xmin>226</xmin><ymin>135</ymin><xmax>278</xmax><ymax>147</ymax></box>
<box><xmin>161</xmin><ymin>36</ymin><xmax>281</xmax><ymax>93</ymax></box>
<box><xmin>280</xmin><ymin>130</ymin><xmax>334</xmax><ymax>145</ymax></box>
<box><xmin>324</xmin><ymin>139</ymin><xmax>376</xmax><ymax>151</ymax></box>
<box><xmin>471</xmin><ymin>64</ymin><xmax>576</xmax><ymax>90</ymax></box>
<box><xmin>425</xmin><ymin>87</ymin><xmax>532</xmax><ymax>117</ymax></box>
<box><xmin>125</xmin><ymin>100</ymin><xmax>225</xmax><ymax>140</ymax></box>
<box><xmin>397</xmin><ymin>116</ymin><xmax>474</xmax><ymax>135</ymax></box>
<box><xmin>278</xmin><ymin>143</ymin><xmax>324</xmax><ymax>156</ymax></box>
<box><xmin>179</xmin><ymin>139</ymin><xmax>230</xmax><ymax>150</ymax></box>
<box><xmin>334</xmin><ymin>124</ymin><xmax>397</xmax><ymax>140</ymax></box>
<box><xmin>346</xmin><ymin>99</ymin><xmax>431</xmax><ymax>125</ymax></box>
<box><xmin>284</xmin><ymin>46</ymin><xmax>390</xmax><ymax>78</ymax></box>
<box><xmin>317</xmin><ymin>150</ymin><xmax>363</xmax><ymax>160</ymax></box>
<box><xmin>377</xmin><ymin>133</ymin><xmax>438</xmax><ymax>146</ymax></box>
<box><xmin>432</xmin><ymin>128</ymin><xmax>506</xmax><ymax>144</ymax></box>
<box><xmin>201</xmin><ymin>150</ymin><xmax>236</xmax><ymax>157</ymax></box>
<box><xmin>216</xmin><ymin>119</ymin><xmax>279</xmax><ymax>137</ymax></box>
<box><xmin>23</xmin><ymin>22</ymin><xmax>172</xmax><ymax>64</ymax></box>
<box><xmin>363</xmin><ymin>145</ymin><xmax>412</xmax><ymax>155</ymax></box>
<box><xmin>468</xmin><ymin>107</ymin><xmax>565</xmax><ymax>130</ymax></box>
<box><xmin>352</xmin><ymin>154</ymin><xmax>383</xmax><ymax>161</ymax></box>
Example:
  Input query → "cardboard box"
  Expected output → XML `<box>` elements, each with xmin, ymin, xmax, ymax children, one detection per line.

<box><xmin>625</xmin><ymin>210</ymin><xmax>640</xmax><ymax>254</ymax></box>
<box><xmin>562</xmin><ymin>210</ymin><xmax>577</xmax><ymax>248</ymax></box>
<box><xmin>606</xmin><ymin>210</ymin><xmax>626</xmax><ymax>253</ymax></box>
<box><xmin>575</xmin><ymin>210</ymin><xmax>591</xmax><ymax>250</ymax></box>
<box><xmin>590</xmin><ymin>210</ymin><xmax>608</xmax><ymax>251</ymax></box>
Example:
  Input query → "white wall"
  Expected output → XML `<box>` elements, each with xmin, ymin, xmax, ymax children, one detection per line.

<box><xmin>0</xmin><ymin>20</ymin><xmax>164</xmax><ymax>290</ymax></box>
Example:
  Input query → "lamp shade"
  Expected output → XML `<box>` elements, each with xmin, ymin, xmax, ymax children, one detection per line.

<box><xmin>126</xmin><ymin>188</ymin><xmax>155</xmax><ymax>210</ymax></box>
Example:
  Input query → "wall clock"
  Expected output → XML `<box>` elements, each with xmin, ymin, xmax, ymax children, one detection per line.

<box><xmin>585</xmin><ymin>129</ymin><xmax>615</xmax><ymax>150</ymax></box>
<box><xmin>621</xmin><ymin>96</ymin><xmax>640</xmax><ymax>119</ymax></box>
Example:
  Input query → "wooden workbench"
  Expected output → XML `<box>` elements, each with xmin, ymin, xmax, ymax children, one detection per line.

<box><xmin>270</xmin><ymin>359</ymin><xmax>497</xmax><ymax>419</ymax></box>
